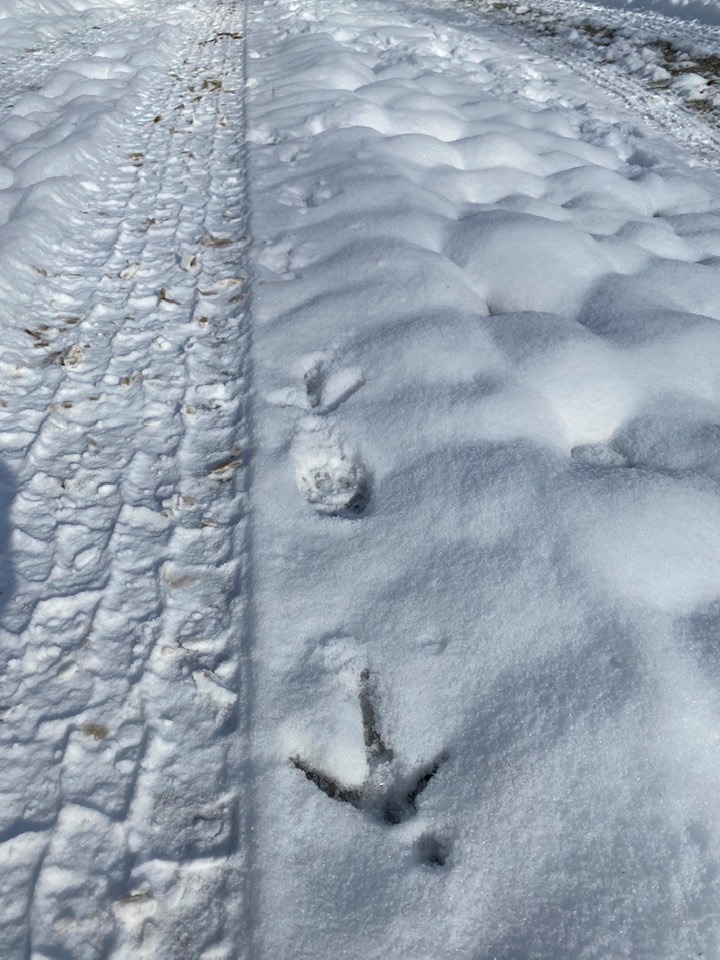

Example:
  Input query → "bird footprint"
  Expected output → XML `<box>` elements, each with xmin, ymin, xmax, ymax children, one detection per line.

<box><xmin>291</xmin><ymin>669</ymin><xmax>448</xmax><ymax>825</ymax></box>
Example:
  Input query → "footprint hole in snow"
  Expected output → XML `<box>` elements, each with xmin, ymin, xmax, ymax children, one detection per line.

<box><xmin>291</xmin><ymin>670</ymin><xmax>449</xmax><ymax>827</ymax></box>
<box><xmin>295</xmin><ymin>445</ymin><xmax>371</xmax><ymax>517</ymax></box>
<box><xmin>300</xmin><ymin>354</ymin><xmax>365</xmax><ymax>412</ymax></box>
<box><xmin>570</xmin><ymin>442</ymin><xmax>628</xmax><ymax>468</ymax></box>
<box><xmin>303</xmin><ymin>359</ymin><xmax>325</xmax><ymax>409</ymax></box>
<box><xmin>416</xmin><ymin>832</ymin><xmax>451</xmax><ymax>868</ymax></box>
<box><xmin>299</xmin><ymin>464</ymin><xmax>371</xmax><ymax>517</ymax></box>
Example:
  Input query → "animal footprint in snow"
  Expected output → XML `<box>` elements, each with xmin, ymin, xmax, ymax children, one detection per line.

<box><xmin>302</xmin><ymin>354</ymin><xmax>364</xmax><ymax>413</ymax></box>
<box><xmin>293</xmin><ymin>417</ymin><xmax>369</xmax><ymax>517</ymax></box>
<box><xmin>302</xmin><ymin>355</ymin><xmax>326</xmax><ymax>409</ymax></box>
<box><xmin>571</xmin><ymin>442</ymin><xmax>628</xmax><ymax>468</ymax></box>
<box><xmin>416</xmin><ymin>831</ymin><xmax>451</xmax><ymax>868</ymax></box>
<box><xmin>291</xmin><ymin>669</ymin><xmax>448</xmax><ymax>825</ymax></box>
<box><xmin>266</xmin><ymin>354</ymin><xmax>364</xmax><ymax>413</ymax></box>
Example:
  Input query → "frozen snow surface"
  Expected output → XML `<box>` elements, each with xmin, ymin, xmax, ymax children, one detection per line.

<box><xmin>2</xmin><ymin>0</ymin><xmax>720</xmax><ymax>953</ymax></box>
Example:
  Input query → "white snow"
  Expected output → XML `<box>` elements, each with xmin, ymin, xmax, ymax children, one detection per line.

<box><xmin>590</xmin><ymin>0</ymin><xmax>720</xmax><ymax>25</ymax></box>
<box><xmin>247</xmin><ymin>0</ymin><xmax>720</xmax><ymax>956</ymax></box>
<box><xmin>1</xmin><ymin>0</ymin><xmax>720</xmax><ymax>955</ymax></box>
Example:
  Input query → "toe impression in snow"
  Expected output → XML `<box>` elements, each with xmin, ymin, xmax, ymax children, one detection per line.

<box><xmin>291</xmin><ymin>669</ymin><xmax>448</xmax><ymax>826</ymax></box>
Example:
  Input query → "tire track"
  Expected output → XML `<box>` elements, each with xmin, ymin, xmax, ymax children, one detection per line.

<box><xmin>0</xmin><ymin>2</ymin><xmax>254</xmax><ymax>957</ymax></box>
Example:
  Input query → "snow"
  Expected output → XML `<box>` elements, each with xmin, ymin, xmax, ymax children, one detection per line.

<box><xmin>1</xmin><ymin>0</ymin><xmax>720</xmax><ymax>955</ymax></box>
<box><xmin>591</xmin><ymin>0</ymin><xmax>720</xmax><ymax>25</ymax></box>
<box><xmin>453</xmin><ymin>0</ymin><xmax>720</xmax><ymax>132</ymax></box>
<box><xmin>247</xmin><ymin>0</ymin><xmax>720</xmax><ymax>956</ymax></box>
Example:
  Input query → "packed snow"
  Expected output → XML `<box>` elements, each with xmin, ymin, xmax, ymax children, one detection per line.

<box><xmin>2</xmin><ymin>0</ymin><xmax>720</xmax><ymax>955</ymax></box>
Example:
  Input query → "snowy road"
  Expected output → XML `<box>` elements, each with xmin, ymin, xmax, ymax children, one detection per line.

<box><xmin>454</xmin><ymin>0</ymin><xmax>720</xmax><ymax>162</ymax></box>
<box><xmin>2</xmin><ymin>0</ymin><xmax>720</xmax><ymax>955</ymax></box>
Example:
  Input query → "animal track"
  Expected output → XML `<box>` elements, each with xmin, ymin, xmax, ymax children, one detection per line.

<box><xmin>303</xmin><ymin>356</ymin><xmax>325</xmax><ymax>409</ymax></box>
<box><xmin>302</xmin><ymin>355</ymin><xmax>365</xmax><ymax>413</ymax></box>
<box><xmin>416</xmin><ymin>832</ymin><xmax>451</xmax><ymax>867</ymax></box>
<box><xmin>284</xmin><ymin>354</ymin><xmax>370</xmax><ymax>516</ymax></box>
<box><xmin>291</xmin><ymin>669</ymin><xmax>448</xmax><ymax>826</ymax></box>
<box><xmin>266</xmin><ymin>357</ymin><xmax>365</xmax><ymax>415</ymax></box>
<box><xmin>571</xmin><ymin>442</ymin><xmax>628</xmax><ymax>467</ymax></box>
<box><xmin>293</xmin><ymin>416</ymin><xmax>370</xmax><ymax>517</ymax></box>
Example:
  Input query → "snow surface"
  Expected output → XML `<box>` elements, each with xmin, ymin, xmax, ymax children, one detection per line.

<box><xmin>2</xmin><ymin>0</ymin><xmax>720</xmax><ymax>955</ymax></box>
<box><xmin>458</xmin><ymin>0</ymin><xmax>720</xmax><ymax>130</ymax></box>
<box><xmin>581</xmin><ymin>0</ymin><xmax>720</xmax><ymax>26</ymax></box>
